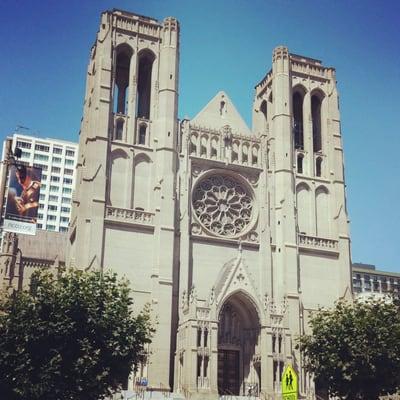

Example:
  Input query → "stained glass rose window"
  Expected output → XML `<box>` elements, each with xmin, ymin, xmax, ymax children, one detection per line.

<box><xmin>192</xmin><ymin>174</ymin><xmax>254</xmax><ymax>237</ymax></box>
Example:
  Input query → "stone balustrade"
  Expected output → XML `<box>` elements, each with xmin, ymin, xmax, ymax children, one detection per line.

<box><xmin>298</xmin><ymin>234</ymin><xmax>338</xmax><ymax>251</ymax></box>
<box><xmin>105</xmin><ymin>206</ymin><xmax>154</xmax><ymax>226</ymax></box>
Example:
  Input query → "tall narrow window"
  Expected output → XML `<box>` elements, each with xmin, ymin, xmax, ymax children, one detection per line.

<box><xmin>297</xmin><ymin>153</ymin><xmax>304</xmax><ymax>174</ymax></box>
<box><xmin>137</xmin><ymin>51</ymin><xmax>155</xmax><ymax>120</ymax></box>
<box><xmin>197</xmin><ymin>328</ymin><xmax>202</xmax><ymax>347</ymax></box>
<box><xmin>138</xmin><ymin>124</ymin><xmax>147</xmax><ymax>145</ymax></box>
<box><xmin>115</xmin><ymin>119</ymin><xmax>124</xmax><ymax>140</ymax></box>
<box><xmin>203</xmin><ymin>357</ymin><xmax>208</xmax><ymax>378</ymax></box>
<box><xmin>220</xmin><ymin>101</ymin><xmax>226</xmax><ymax>116</ymax></box>
<box><xmin>312</xmin><ymin>95</ymin><xmax>322</xmax><ymax>152</ymax></box>
<box><xmin>114</xmin><ymin>49</ymin><xmax>131</xmax><ymax>114</ymax></box>
<box><xmin>293</xmin><ymin>92</ymin><xmax>304</xmax><ymax>149</ymax></box>
<box><xmin>204</xmin><ymin>328</ymin><xmax>208</xmax><ymax>347</ymax></box>
<box><xmin>260</xmin><ymin>100</ymin><xmax>267</xmax><ymax>128</ymax></box>
<box><xmin>316</xmin><ymin>157</ymin><xmax>322</xmax><ymax>177</ymax></box>
<box><xmin>272</xmin><ymin>334</ymin><xmax>276</xmax><ymax>353</ymax></box>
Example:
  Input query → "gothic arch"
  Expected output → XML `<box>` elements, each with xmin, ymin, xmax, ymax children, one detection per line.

<box><xmin>310</xmin><ymin>89</ymin><xmax>325</xmax><ymax>153</ymax></box>
<box><xmin>296</xmin><ymin>182</ymin><xmax>312</xmax><ymax>234</ymax></box>
<box><xmin>137</xmin><ymin>48</ymin><xmax>156</xmax><ymax>62</ymax></box>
<box><xmin>293</xmin><ymin>83</ymin><xmax>307</xmax><ymax>96</ymax></box>
<box><xmin>217</xmin><ymin>289</ymin><xmax>261</xmax><ymax>324</ymax></box>
<box><xmin>309</xmin><ymin>87</ymin><xmax>326</xmax><ymax>101</ymax></box>
<box><xmin>315</xmin><ymin>184</ymin><xmax>329</xmax><ymax>195</ymax></box>
<box><xmin>217</xmin><ymin>290</ymin><xmax>261</xmax><ymax>395</ymax></box>
<box><xmin>132</xmin><ymin>153</ymin><xmax>152</xmax><ymax>210</ymax></box>
<box><xmin>115</xmin><ymin>43</ymin><xmax>134</xmax><ymax>58</ymax></box>
<box><xmin>113</xmin><ymin>44</ymin><xmax>133</xmax><ymax>115</ymax></box>
<box><xmin>292</xmin><ymin>85</ymin><xmax>307</xmax><ymax>150</ymax></box>
<box><xmin>315</xmin><ymin>185</ymin><xmax>330</xmax><ymax>237</ymax></box>
<box><xmin>136</xmin><ymin>49</ymin><xmax>156</xmax><ymax>120</ymax></box>
<box><xmin>109</xmin><ymin>149</ymin><xmax>129</xmax><ymax>207</ymax></box>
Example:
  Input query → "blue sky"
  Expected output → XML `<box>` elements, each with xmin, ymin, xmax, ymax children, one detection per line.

<box><xmin>0</xmin><ymin>0</ymin><xmax>399</xmax><ymax>272</ymax></box>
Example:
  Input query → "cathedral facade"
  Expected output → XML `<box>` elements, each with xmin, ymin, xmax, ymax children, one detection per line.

<box><xmin>67</xmin><ymin>9</ymin><xmax>352</xmax><ymax>399</ymax></box>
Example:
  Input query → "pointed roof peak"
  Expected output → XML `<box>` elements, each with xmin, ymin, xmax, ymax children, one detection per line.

<box><xmin>191</xmin><ymin>91</ymin><xmax>252</xmax><ymax>136</ymax></box>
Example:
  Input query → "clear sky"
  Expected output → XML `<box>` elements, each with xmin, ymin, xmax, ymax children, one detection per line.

<box><xmin>0</xmin><ymin>0</ymin><xmax>399</xmax><ymax>272</ymax></box>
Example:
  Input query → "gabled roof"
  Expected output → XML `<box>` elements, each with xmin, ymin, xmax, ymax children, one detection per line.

<box><xmin>191</xmin><ymin>91</ymin><xmax>252</xmax><ymax>136</ymax></box>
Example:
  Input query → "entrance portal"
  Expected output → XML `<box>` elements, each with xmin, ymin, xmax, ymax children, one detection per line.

<box><xmin>218</xmin><ymin>293</ymin><xmax>260</xmax><ymax>396</ymax></box>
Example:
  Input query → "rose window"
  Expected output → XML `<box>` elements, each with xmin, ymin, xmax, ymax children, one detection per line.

<box><xmin>192</xmin><ymin>174</ymin><xmax>254</xmax><ymax>237</ymax></box>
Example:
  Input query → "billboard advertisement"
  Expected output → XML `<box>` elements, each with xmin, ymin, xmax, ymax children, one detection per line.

<box><xmin>3</xmin><ymin>164</ymin><xmax>42</xmax><ymax>235</ymax></box>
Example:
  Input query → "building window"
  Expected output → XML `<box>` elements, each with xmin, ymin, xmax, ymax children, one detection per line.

<box><xmin>52</xmin><ymin>166</ymin><xmax>61</xmax><ymax>173</ymax></box>
<box><xmin>38</xmin><ymin>213</ymin><xmax>43</xmax><ymax>220</ymax></box>
<box><xmin>53</xmin><ymin>157</ymin><xmax>62</xmax><ymax>163</ymax></box>
<box><xmin>34</xmin><ymin>163</ymin><xmax>47</xmax><ymax>171</ymax></box>
<box><xmin>316</xmin><ymin>157</ymin><xmax>322</xmax><ymax>177</ymax></box>
<box><xmin>34</xmin><ymin>154</ymin><xmax>49</xmax><ymax>162</ymax></box>
<box><xmin>47</xmin><ymin>225</ymin><xmax>56</xmax><ymax>231</ymax></box>
<box><xmin>60</xmin><ymin>217</ymin><xmax>69</xmax><ymax>223</ymax></box>
<box><xmin>115</xmin><ymin>119</ymin><xmax>124</xmax><ymax>140</ymax></box>
<box><xmin>66</xmin><ymin>149</ymin><xmax>75</xmax><ymax>157</ymax></box>
<box><xmin>62</xmin><ymin>188</ymin><xmax>72</xmax><ymax>194</ymax></box>
<box><xmin>41</xmin><ymin>184</ymin><xmax>47</xmax><ymax>190</ymax></box>
<box><xmin>63</xmin><ymin>177</ymin><xmax>73</xmax><ymax>185</ymax></box>
<box><xmin>49</xmin><ymin>195</ymin><xmax>58</xmax><ymax>202</ymax></box>
<box><xmin>37</xmin><ymin>223</ymin><xmax>43</xmax><ymax>229</ymax></box>
<box><xmin>39</xmin><ymin>193</ymin><xmax>45</xmax><ymax>201</ymax></box>
<box><xmin>136</xmin><ymin>50</ymin><xmax>155</xmax><ymax>120</ymax></box>
<box><xmin>50</xmin><ymin>185</ymin><xmax>59</xmax><ymax>192</ymax></box>
<box><xmin>21</xmin><ymin>151</ymin><xmax>30</xmax><ymax>158</ymax></box>
<box><xmin>35</xmin><ymin>144</ymin><xmax>50</xmax><ymax>152</ymax></box>
<box><xmin>260</xmin><ymin>100</ymin><xmax>267</xmax><ymax>124</ymax></box>
<box><xmin>297</xmin><ymin>154</ymin><xmax>304</xmax><ymax>174</ymax></box>
<box><xmin>138</xmin><ymin>124</ymin><xmax>147</xmax><ymax>145</ymax></box>
<box><xmin>293</xmin><ymin>91</ymin><xmax>304</xmax><ymax>150</ymax></box>
<box><xmin>16</xmin><ymin>141</ymin><xmax>31</xmax><ymax>149</ymax></box>
<box><xmin>48</xmin><ymin>205</ymin><xmax>57</xmax><ymax>211</ymax></box>
<box><xmin>39</xmin><ymin>204</ymin><xmax>44</xmax><ymax>209</ymax></box>
<box><xmin>114</xmin><ymin>47</ymin><xmax>132</xmax><ymax>114</ymax></box>
<box><xmin>42</xmin><ymin>174</ymin><xmax>47</xmax><ymax>181</ymax></box>
<box><xmin>47</xmin><ymin>215</ymin><xmax>57</xmax><ymax>221</ymax></box>
<box><xmin>53</xmin><ymin>147</ymin><xmax>63</xmax><ymax>154</ymax></box>
<box><xmin>65</xmin><ymin>159</ymin><xmax>74</xmax><ymax>166</ymax></box>
<box><xmin>61</xmin><ymin>206</ymin><xmax>70</xmax><ymax>213</ymax></box>
<box><xmin>51</xmin><ymin>176</ymin><xmax>60</xmax><ymax>183</ymax></box>
<box><xmin>64</xmin><ymin>169</ymin><xmax>73</xmax><ymax>176</ymax></box>
<box><xmin>59</xmin><ymin>226</ymin><xmax>68</xmax><ymax>233</ymax></box>
<box><xmin>312</xmin><ymin>95</ymin><xmax>322</xmax><ymax>152</ymax></box>
<box><xmin>62</xmin><ymin>197</ymin><xmax>71</xmax><ymax>204</ymax></box>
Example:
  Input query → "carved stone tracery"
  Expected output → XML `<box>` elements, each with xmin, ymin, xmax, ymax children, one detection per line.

<box><xmin>192</xmin><ymin>174</ymin><xmax>254</xmax><ymax>238</ymax></box>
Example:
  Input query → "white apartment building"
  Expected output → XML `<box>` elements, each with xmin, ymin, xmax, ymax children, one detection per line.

<box><xmin>1</xmin><ymin>133</ymin><xmax>78</xmax><ymax>233</ymax></box>
<box><xmin>352</xmin><ymin>262</ymin><xmax>400</xmax><ymax>300</ymax></box>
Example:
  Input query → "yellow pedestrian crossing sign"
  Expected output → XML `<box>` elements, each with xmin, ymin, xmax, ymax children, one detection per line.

<box><xmin>281</xmin><ymin>364</ymin><xmax>298</xmax><ymax>400</ymax></box>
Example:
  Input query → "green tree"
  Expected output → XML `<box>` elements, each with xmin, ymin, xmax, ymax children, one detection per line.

<box><xmin>297</xmin><ymin>298</ymin><xmax>400</xmax><ymax>400</ymax></box>
<box><xmin>0</xmin><ymin>269</ymin><xmax>154</xmax><ymax>400</ymax></box>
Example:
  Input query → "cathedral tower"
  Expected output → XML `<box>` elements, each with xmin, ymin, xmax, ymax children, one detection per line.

<box><xmin>253</xmin><ymin>48</ymin><xmax>352</xmax><ymax>396</ymax></box>
<box><xmin>67</xmin><ymin>9</ymin><xmax>180</xmax><ymax>388</ymax></box>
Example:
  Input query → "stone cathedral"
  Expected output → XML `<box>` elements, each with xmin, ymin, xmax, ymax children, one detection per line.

<box><xmin>67</xmin><ymin>9</ymin><xmax>352</xmax><ymax>399</ymax></box>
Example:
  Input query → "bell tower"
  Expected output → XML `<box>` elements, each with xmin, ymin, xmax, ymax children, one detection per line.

<box><xmin>67</xmin><ymin>9</ymin><xmax>180</xmax><ymax>388</ymax></box>
<box><xmin>253</xmin><ymin>47</ymin><xmax>352</xmax><ymax>395</ymax></box>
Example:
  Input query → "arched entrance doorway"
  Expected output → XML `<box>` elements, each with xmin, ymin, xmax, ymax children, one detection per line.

<box><xmin>218</xmin><ymin>292</ymin><xmax>261</xmax><ymax>395</ymax></box>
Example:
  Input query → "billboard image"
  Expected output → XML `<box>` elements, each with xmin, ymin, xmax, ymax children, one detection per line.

<box><xmin>3</xmin><ymin>164</ymin><xmax>42</xmax><ymax>235</ymax></box>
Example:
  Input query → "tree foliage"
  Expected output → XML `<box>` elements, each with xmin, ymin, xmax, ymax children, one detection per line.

<box><xmin>297</xmin><ymin>298</ymin><xmax>400</xmax><ymax>400</ymax></box>
<box><xmin>0</xmin><ymin>269</ymin><xmax>154</xmax><ymax>400</ymax></box>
